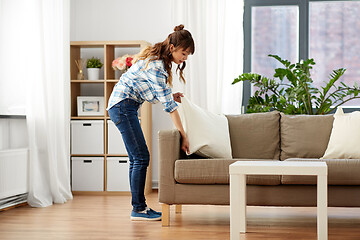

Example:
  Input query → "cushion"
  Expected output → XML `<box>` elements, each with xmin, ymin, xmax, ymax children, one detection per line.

<box><xmin>281</xmin><ymin>158</ymin><xmax>360</xmax><ymax>185</ymax></box>
<box><xmin>322</xmin><ymin>107</ymin><xmax>360</xmax><ymax>159</ymax></box>
<box><xmin>280</xmin><ymin>113</ymin><xmax>334</xmax><ymax>160</ymax></box>
<box><xmin>226</xmin><ymin>111</ymin><xmax>280</xmax><ymax>159</ymax></box>
<box><xmin>174</xmin><ymin>159</ymin><xmax>281</xmax><ymax>185</ymax></box>
<box><xmin>178</xmin><ymin>96</ymin><xmax>232</xmax><ymax>158</ymax></box>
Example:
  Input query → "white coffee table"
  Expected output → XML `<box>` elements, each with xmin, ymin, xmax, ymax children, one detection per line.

<box><xmin>229</xmin><ymin>161</ymin><xmax>328</xmax><ymax>240</ymax></box>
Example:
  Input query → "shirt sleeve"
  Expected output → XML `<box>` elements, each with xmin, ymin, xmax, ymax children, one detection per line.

<box><xmin>147</xmin><ymin>66</ymin><xmax>178</xmax><ymax>113</ymax></box>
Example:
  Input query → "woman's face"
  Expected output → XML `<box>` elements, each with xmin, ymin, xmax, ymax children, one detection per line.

<box><xmin>170</xmin><ymin>45</ymin><xmax>191</xmax><ymax>65</ymax></box>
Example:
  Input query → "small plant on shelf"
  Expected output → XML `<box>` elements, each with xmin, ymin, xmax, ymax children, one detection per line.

<box><xmin>86</xmin><ymin>57</ymin><xmax>103</xmax><ymax>80</ymax></box>
<box><xmin>86</xmin><ymin>57</ymin><xmax>103</xmax><ymax>69</ymax></box>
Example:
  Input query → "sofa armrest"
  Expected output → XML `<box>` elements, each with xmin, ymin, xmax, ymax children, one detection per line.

<box><xmin>158</xmin><ymin>129</ymin><xmax>181</xmax><ymax>204</ymax></box>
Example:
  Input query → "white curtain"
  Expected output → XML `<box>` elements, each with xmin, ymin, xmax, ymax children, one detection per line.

<box><xmin>0</xmin><ymin>0</ymin><xmax>73</xmax><ymax>207</ymax></box>
<box><xmin>171</xmin><ymin>0</ymin><xmax>244</xmax><ymax>114</ymax></box>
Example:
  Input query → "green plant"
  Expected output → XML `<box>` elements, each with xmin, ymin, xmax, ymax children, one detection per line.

<box><xmin>86</xmin><ymin>57</ymin><xmax>103</xmax><ymax>68</ymax></box>
<box><xmin>232</xmin><ymin>54</ymin><xmax>360</xmax><ymax>115</ymax></box>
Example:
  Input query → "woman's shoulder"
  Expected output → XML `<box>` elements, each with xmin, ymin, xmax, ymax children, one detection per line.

<box><xmin>145</xmin><ymin>58</ymin><xmax>165</xmax><ymax>69</ymax></box>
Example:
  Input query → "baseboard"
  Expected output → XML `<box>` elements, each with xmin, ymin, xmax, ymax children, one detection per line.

<box><xmin>152</xmin><ymin>180</ymin><xmax>158</xmax><ymax>189</ymax></box>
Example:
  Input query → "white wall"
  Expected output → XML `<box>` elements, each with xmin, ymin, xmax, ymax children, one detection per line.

<box><xmin>71</xmin><ymin>0</ymin><xmax>176</xmax><ymax>187</ymax></box>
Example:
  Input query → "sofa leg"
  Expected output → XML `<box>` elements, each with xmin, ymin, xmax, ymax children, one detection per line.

<box><xmin>175</xmin><ymin>204</ymin><xmax>182</xmax><ymax>214</ymax></box>
<box><xmin>162</xmin><ymin>204</ymin><xmax>170</xmax><ymax>227</ymax></box>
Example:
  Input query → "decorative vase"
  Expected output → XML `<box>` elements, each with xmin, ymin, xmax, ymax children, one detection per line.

<box><xmin>77</xmin><ymin>70</ymin><xmax>84</xmax><ymax>80</ymax></box>
<box><xmin>87</xmin><ymin>68</ymin><xmax>100</xmax><ymax>80</ymax></box>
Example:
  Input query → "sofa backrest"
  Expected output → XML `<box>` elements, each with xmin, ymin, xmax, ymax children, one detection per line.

<box><xmin>226</xmin><ymin>111</ymin><xmax>280</xmax><ymax>159</ymax></box>
<box><xmin>280</xmin><ymin>113</ymin><xmax>334</xmax><ymax>160</ymax></box>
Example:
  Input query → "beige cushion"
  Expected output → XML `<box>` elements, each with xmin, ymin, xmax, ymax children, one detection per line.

<box><xmin>322</xmin><ymin>107</ymin><xmax>360</xmax><ymax>159</ymax></box>
<box><xmin>178</xmin><ymin>96</ymin><xmax>232</xmax><ymax>158</ymax></box>
<box><xmin>280</xmin><ymin>113</ymin><xmax>334</xmax><ymax>160</ymax></box>
<box><xmin>281</xmin><ymin>158</ymin><xmax>360</xmax><ymax>185</ymax></box>
<box><xmin>226</xmin><ymin>111</ymin><xmax>280</xmax><ymax>159</ymax></box>
<box><xmin>174</xmin><ymin>159</ymin><xmax>281</xmax><ymax>185</ymax></box>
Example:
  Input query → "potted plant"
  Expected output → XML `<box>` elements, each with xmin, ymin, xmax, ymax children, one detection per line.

<box><xmin>232</xmin><ymin>54</ymin><xmax>360</xmax><ymax>115</ymax></box>
<box><xmin>86</xmin><ymin>57</ymin><xmax>103</xmax><ymax>80</ymax></box>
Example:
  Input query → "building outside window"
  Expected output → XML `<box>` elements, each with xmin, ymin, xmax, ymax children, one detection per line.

<box><xmin>243</xmin><ymin>0</ymin><xmax>360</xmax><ymax>110</ymax></box>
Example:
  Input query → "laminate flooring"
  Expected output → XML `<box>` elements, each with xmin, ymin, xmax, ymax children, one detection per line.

<box><xmin>1</xmin><ymin>191</ymin><xmax>360</xmax><ymax>240</ymax></box>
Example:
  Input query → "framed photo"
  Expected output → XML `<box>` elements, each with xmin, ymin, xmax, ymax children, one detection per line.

<box><xmin>77</xmin><ymin>96</ymin><xmax>105</xmax><ymax>116</ymax></box>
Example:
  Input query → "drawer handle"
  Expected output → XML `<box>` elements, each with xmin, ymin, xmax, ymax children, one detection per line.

<box><xmin>83</xmin><ymin>160</ymin><xmax>92</xmax><ymax>163</ymax></box>
<box><xmin>118</xmin><ymin>160</ymin><xmax>127</xmax><ymax>163</ymax></box>
<box><xmin>83</xmin><ymin>123</ymin><xmax>92</xmax><ymax>126</ymax></box>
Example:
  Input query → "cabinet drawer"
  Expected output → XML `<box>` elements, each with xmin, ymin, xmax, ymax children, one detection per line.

<box><xmin>107</xmin><ymin>157</ymin><xmax>130</xmax><ymax>191</ymax></box>
<box><xmin>71</xmin><ymin>157</ymin><xmax>104</xmax><ymax>191</ymax></box>
<box><xmin>107</xmin><ymin>120</ymin><xmax>127</xmax><ymax>155</ymax></box>
<box><xmin>71</xmin><ymin>120</ymin><xmax>104</xmax><ymax>154</ymax></box>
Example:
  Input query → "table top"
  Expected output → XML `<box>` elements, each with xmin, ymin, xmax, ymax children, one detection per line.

<box><xmin>229</xmin><ymin>160</ymin><xmax>327</xmax><ymax>176</ymax></box>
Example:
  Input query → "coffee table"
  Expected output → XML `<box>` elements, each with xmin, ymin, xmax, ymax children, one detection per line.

<box><xmin>229</xmin><ymin>161</ymin><xmax>328</xmax><ymax>240</ymax></box>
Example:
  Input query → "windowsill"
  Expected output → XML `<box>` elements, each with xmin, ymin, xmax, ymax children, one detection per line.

<box><xmin>0</xmin><ymin>115</ymin><xmax>26</xmax><ymax>119</ymax></box>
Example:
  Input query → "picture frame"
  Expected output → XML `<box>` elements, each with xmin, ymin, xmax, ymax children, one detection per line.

<box><xmin>77</xmin><ymin>96</ymin><xmax>105</xmax><ymax>116</ymax></box>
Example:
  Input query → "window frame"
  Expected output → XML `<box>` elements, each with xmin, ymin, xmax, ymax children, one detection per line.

<box><xmin>242</xmin><ymin>0</ymin><xmax>359</xmax><ymax>113</ymax></box>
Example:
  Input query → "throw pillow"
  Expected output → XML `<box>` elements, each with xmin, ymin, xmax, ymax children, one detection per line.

<box><xmin>177</xmin><ymin>96</ymin><xmax>232</xmax><ymax>158</ymax></box>
<box><xmin>321</xmin><ymin>107</ymin><xmax>360</xmax><ymax>159</ymax></box>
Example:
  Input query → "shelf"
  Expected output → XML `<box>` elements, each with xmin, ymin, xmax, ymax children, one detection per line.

<box><xmin>105</xmin><ymin>154</ymin><xmax>128</xmax><ymax>157</ymax></box>
<box><xmin>71</xmin><ymin>154</ymin><xmax>105</xmax><ymax>157</ymax></box>
<box><xmin>70</xmin><ymin>40</ymin><xmax>152</xmax><ymax>194</ymax></box>
<box><xmin>71</xmin><ymin>116</ymin><xmax>106</xmax><ymax>120</ymax></box>
<box><xmin>71</xmin><ymin>154</ymin><xmax>134</xmax><ymax>158</ymax></box>
<box><xmin>71</xmin><ymin>116</ymin><xmax>139</xmax><ymax>120</ymax></box>
<box><xmin>70</xmin><ymin>40</ymin><xmax>149</xmax><ymax>48</ymax></box>
<box><xmin>71</xmin><ymin>80</ymin><xmax>105</xmax><ymax>83</ymax></box>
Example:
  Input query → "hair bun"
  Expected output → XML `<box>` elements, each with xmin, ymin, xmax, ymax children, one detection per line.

<box><xmin>174</xmin><ymin>24</ymin><xmax>184</xmax><ymax>31</ymax></box>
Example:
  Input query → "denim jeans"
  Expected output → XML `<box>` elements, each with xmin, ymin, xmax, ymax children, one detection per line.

<box><xmin>108</xmin><ymin>99</ymin><xmax>150</xmax><ymax>212</ymax></box>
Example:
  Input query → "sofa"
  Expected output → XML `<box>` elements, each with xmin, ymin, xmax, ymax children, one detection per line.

<box><xmin>158</xmin><ymin>111</ymin><xmax>360</xmax><ymax>226</ymax></box>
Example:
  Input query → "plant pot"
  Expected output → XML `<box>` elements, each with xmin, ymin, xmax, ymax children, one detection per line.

<box><xmin>87</xmin><ymin>68</ymin><xmax>100</xmax><ymax>80</ymax></box>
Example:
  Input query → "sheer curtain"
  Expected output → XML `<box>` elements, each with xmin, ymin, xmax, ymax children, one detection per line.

<box><xmin>0</xmin><ymin>0</ymin><xmax>72</xmax><ymax>207</ymax></box>
<box><xmin>171</xmin><ymin>0</ymin><xmax>244</xmax><ymax>114</ymax></box>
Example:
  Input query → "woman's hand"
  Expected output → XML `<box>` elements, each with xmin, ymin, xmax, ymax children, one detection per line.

<box><xmin>169</xmin><ymin>109</ymin><xmax>190</xmax><ymax>154</ymax></box>
<box><xmin>173</xmin><ymin>92</ymin><xmax>184</xmax><ymax>103</ymax></box>
<box><xmin>181</xmin><ymin>134</ymin><xmax>190</xmax><ymax>154</ymax></box>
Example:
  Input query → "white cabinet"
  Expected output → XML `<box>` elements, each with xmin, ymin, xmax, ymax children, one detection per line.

<box><xmin>71</xmin><ymin>120</ymin><xmax>104</xmax><ymax>154</ymax></box>
<box><xmin>107</xmin><ymin>120</ymin><xmax>127</xmax><ymax>155</ymax></box>
<box><xmin>106</xmin><ymin>157</ymin><xmax>130</xmax><ymax>191</ymax></box>
<box><xmin>71</xmin><ymin>157</ymin><xmax>104</xmax><ymax>191</ymax></box>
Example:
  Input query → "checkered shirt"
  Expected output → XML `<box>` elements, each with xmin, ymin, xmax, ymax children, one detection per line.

<box><xmin>107</xmin><ymin>59</ymin><xmax>178</xmax><ymax>113</ymax></box>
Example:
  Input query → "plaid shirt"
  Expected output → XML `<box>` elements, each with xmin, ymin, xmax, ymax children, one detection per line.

<box><xmin>107</xmin><ymin>59</ymin><xmax>178</xmax><ymax>113</ymax></box>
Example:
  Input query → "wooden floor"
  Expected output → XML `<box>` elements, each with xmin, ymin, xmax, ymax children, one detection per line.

<box><xmin>1</xmin><ymin>191</ymin><xmax>360</xmax><ymax>240</ymax></box>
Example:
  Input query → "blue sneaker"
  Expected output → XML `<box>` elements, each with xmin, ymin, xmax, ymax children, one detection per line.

<box><xmin>131</xmin><ymin>207</ymin><xmax>161</xmax><ymax>221</ymax></box>
<box><xmin>148</xmin><ymin>208</ymin><xmax>162</xmax><ymax>216</ymax></box>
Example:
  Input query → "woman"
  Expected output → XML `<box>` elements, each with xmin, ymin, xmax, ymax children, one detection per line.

<box><xmin>107</xmin><ymin>24</ymin><xmax>195</xmax><ymax>221</ymax></box>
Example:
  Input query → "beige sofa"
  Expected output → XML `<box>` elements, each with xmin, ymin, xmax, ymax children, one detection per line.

<box><xmin>158</xmin><ymin>111</ymin><xmax>360</xmax><ymax>226</ymax></box>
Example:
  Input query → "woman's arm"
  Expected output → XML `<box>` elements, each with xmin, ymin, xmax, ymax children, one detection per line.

<box><xmin>170</xmin><ymin>109</ymin><xmax>190</xmax><ymax>154</ymax></box>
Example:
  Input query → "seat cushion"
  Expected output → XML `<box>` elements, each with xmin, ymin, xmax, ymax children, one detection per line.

<box><xmin>281</xmin><ymin>158</ymin><xmax>360</xmax><ymax>185</ymax></box>
<box><xmin>226</xmin><ymin>111</ymin><xmax>280</xmax><ymax>159</ymax></box>
<box><xmin>174</xmin><ymin>159</ymin><xmax>280</xmax><ymax>185</ymax></box>
<box><xmin>280</xmin><ymin>113</ymin><xmax>334</xmax><ymax>160</ymax></box>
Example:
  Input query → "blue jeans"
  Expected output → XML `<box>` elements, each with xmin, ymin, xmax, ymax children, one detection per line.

<box><xmin>108</xmin><ymin>99</ymin><xmax>149</xmax><ymax>212</ymax></box>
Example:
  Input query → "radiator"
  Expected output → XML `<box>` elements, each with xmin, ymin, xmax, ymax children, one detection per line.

<box><xmin>0</xmin><ymin>148</ymin><xmax>29</xmax><ymax>209</ymax></box>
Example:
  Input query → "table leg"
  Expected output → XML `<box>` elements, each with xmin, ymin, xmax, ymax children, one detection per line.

<box><xmin>230</xmin><ymin>174</ymin><xmax>247</xmax><ymax>240</ymax></box>
<box><xmin>239</xmin><ymin>174</ymin><xmax>247</xmax><ymax>233</ymax></box>
<box><xmin>317</xmin><ymin>175</ymin><xmax>328</xmax><ymax>240</ymax></box>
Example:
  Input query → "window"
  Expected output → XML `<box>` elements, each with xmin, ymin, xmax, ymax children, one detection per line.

<box><xmin>244</xmin><ymin>0</ymin><xmax>360</xmax><ymax>110</ymax></box>
<box><xmin>251</xmin><ymin>5</ymin><xmax>299</xmax><ymax>95</ymax></box>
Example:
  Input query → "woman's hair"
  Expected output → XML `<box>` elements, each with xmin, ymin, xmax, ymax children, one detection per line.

<box><xmin>136</xmin><ymin>24</ymin><xmax>195</xmax><ymax>87</ymax></box>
